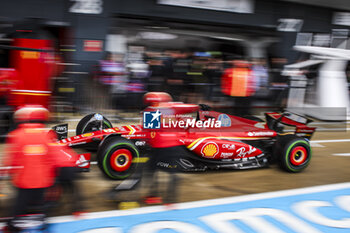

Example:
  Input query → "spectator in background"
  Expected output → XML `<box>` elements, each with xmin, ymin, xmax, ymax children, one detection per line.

<box><xmin>252</xmin><ymin>58</ymin><xmax>269</xmax><ymax>92</ymax></box>
<box><xmin>221</xmin><ymin>59</ymin><xmax>256</xmax><ymax>116</ymax></box>
<box><xmin>204</xmin><ymin>57</ymin><xmax>223</xmax><ymax>101</ymax></box>
<box><xmin>94</xmin><ymin>52</ymin><xmax>128</xmax><ymax>111</ymax></box>
<box><xmin>110</xmin><ymin>53</ymin><xmax>129</xmax><ymax>110</ymax></box>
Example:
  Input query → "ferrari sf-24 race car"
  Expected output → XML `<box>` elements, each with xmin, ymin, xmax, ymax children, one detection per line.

<box><xmin>54</xmin><ymin>93</ymin><xmax>316</xmax><ymax>180</ymax></box>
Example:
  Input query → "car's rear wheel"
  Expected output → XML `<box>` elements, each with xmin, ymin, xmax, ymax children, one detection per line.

<box><xmin>97</xmin><ymin>137</ymin><xmax>139</xmax><ymax>180</ymax></box>
<box><xmin>76</xmin><ymin>113</ymin><xmax>112</xmax><ymax>135</ymax></box>
<box><xmin>275</xmin><ymin>135</ymin><xmax>311</xmax><ymax>172</ymax></box>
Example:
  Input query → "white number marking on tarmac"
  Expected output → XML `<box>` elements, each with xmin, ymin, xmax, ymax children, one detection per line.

<box><xmin>332</xmin><ymin>153</ymin><xmax>350</xmax><ymax>157</ymax></box>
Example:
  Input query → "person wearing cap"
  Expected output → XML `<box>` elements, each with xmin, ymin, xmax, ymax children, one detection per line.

<box><xmin>2</xmin><ymin>105</ymin><xmax>80</xmax><ymax>231</ymax></box>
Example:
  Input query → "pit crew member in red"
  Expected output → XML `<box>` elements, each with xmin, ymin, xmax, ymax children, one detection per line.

<box><xmin>3</xmin><ymin>106</ymin><xmax>62</xmax><ymax>223</ymax></box>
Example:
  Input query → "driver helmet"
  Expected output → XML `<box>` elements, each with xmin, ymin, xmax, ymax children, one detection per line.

<box><xmin>143</xmin><ymin>92</ymin><xmax>173</xmax><ymax>106</ymax></box>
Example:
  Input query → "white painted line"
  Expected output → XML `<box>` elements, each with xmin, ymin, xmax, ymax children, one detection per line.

<box><xmin>91</xmin><ymin>161</ymin><xmax>98</xmax><ymax>165</ymax></box>
<box><xmin>310</xmin><ymin>121</ymin><xmax>350</xmax><ymax>125</ymax></box>
<box><xmin>332</xmin><ymin>153</ymin><xmax>350</xmax><ymax>156</ymax></box>
<box><xmin>47</xmin><ymin>182</ymin><xmax>350</xmax><ymax>224</ymax></box>
<box><xmin>312</xmin><ymin>139</ymin><xmax>350</xmax><ymax>143</ymax></box>
<box><xmin>315</xmin><ymin>128</ymin><xmax>350</xmax><ymax>131</ymax></box>
<box><xmin>310</xmin><ymin>142</ymin><xmax>325</xmax><ymax>148</ymax></box>
<box><xmin>309</xmin><ymin>138</ymin><xmax>350</xmax><ymax>147</ymax></box>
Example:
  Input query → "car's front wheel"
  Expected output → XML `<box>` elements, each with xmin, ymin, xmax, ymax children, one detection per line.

<box><xmin>97</xmin><ymin>137</ymin><xmax>139</xmax><ymax>180</ymax></box>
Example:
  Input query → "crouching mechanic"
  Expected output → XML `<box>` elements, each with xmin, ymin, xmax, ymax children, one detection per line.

<box><xmin>3</xmin><ymin>105</ymin><xmax>83</xmax><ymax>231</ymax></box>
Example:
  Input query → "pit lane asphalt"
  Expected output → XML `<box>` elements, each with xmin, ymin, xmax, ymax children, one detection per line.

<box><xmin>0</xmin><ymin>119</ymin><xmax>350</xmax><ymax>217</ymax></box>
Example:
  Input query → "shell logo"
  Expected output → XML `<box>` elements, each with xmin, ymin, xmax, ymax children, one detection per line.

<box><xmin>201</xmin><ymin>142</ymin><xmax>219</xmax><ymax>157</ymax></box>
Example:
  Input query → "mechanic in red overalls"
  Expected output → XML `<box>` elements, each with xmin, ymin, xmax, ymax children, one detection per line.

<box><xmin>2</xmin><ymin>105</ymin><xmax>81</xmax><ymax>230</ymax></box>
<box><xmin>144</xmin><ymin>135</ymin><xmax>185</xmax><ymax>205</ymax></box>
<box><xmin>142</xmin><ymin>93</ymin><xmax>198</xmax><ymax>204</ymax></box>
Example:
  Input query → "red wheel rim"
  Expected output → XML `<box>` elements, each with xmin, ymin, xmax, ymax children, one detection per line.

<box><xmin>290</xmin><ymin>146</ymin><xmax>307</xmax><ymax>166</ymax></box>
<box><xmin>110</xmin><ymin>149</ymin><xmax>133</xmax><ymax>172</ymax></box>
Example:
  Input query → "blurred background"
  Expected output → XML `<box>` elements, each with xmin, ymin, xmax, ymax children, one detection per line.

<box><xmin>0</xmin><ymin>0</ymin><xmax>350</xmax><ymax>220</ymax></box>
<box><xmin>0</xmin><ymin>0</ymin><xmax>349</xmax><ymax>120</ymax></box>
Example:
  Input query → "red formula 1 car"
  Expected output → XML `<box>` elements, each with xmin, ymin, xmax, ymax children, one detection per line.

<box><xmin>54</xmin><ymin>93</ymin><xmax>316</xmax><ymax>180</ymax></box>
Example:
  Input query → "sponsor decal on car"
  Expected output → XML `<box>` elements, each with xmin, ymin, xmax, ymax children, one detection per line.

<box><xmin>55</xmin><ymin>126</ymin><xmax>66</xmax><ymax>132</ymax></box>
<box><xmin>201</xmin><ymin>142</ymin><xmax>219</xmax><ymax>157</ymax></box>
<box><xmin>135</xmin><ymin>141</ymin><xmax>146</xmax><ymax>147</ymax></box>
<box><xmin>296</xmin><ymin>128</ymin><xmax>315</xmax><ymax>133</ymax></box>
<box><xmin>157</xmin><ymin>162</ymin><xmax>177</xmax><ymax>169</ymax></box>
<box><xmin>68</xmin><ymin>141</ymin><xmax>87</xmax><ymax>146</ymax></box>
<box><xmin>236</xmin><ymin>145</ymin><xmax>257</xmax><ymax>157</ymax></box>
<box><xmin>222</xmin><ymin>144</ymin><xmax>235</xmax><ymax>150</ymax></box>
<box><xmin>76</xmin><ymin>153</ymin><xmax>90</xmax><ymax>168</ymax></box>
<box><xmin>220</xmin><ymin>152</ymin><xmax>233</xmax><ymax>158</ymax></box>
<box><xmin>53</xmin><ymin>123</ymin><xmax>68</xmax><ymax>140</ymax></box>
<box><xmin>247</xmin><ymin>131</ymin><xmax>275</xmax><ymax>137</ymax></box>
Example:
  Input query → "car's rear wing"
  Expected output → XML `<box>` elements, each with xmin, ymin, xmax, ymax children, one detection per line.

<box><xmin>265</xmin><ymin>112</ymin><xmax>316</xmax><ymax>139</ymax></box>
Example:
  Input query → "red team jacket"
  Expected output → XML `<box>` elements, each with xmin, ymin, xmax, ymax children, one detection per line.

<box><xmin>4</xmin><ymin>123</ymin><xmax>78</xmax><ymax>189</ymax></box>
<box><xmin>221</xmin><ymin>67</ymin><xmax>256</xmax><ymax>97</ymax></box>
